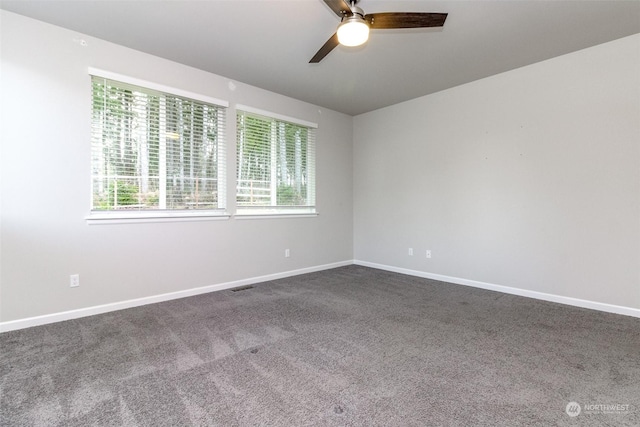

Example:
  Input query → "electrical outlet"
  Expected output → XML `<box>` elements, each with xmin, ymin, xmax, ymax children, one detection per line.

<box><xmin>70</xmin><ymin>274</ymin><xmax>80</xmax><ymax>288</ymax></box>
<box><xmin>426</xmin><ymin>250</ymin><xmax>432</xmax><ymax>259</ymax></box>
<box><xmin>408</xmin><ymin>248</ymin><xmax>413</xmax><ymax>256</ymax></box>
<box><xmin>285</xmin><ymin>249</ymin><xmax>290</xmax><ymax>258</ymax></box>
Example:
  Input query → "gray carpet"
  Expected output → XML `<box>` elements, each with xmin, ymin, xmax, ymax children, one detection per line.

<box><xmin>1</xmin><ymin>265</ymin><xmax>639</xmax><ymax>426</ymax></box>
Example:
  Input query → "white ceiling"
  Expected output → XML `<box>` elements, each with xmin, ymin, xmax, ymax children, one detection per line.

<box><xmin>2</xmin><ymin>0</ymin><xmax>639</xmax><ymax>115</ymax></box>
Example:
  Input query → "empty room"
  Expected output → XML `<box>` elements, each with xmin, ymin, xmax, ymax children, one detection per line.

<box><xmin>1</xmin><ymin>1</ymin><xmax>639</xmax><ymax>425</ymax></box>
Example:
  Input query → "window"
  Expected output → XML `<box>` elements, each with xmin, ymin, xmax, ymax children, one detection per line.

<box><xmin>236</xmin><ymin>106</ymin><xmax>316</xmax><ymax>215</ymax></box>
<box><xmin>90</xmin><ymin>71</ymin><xmax>227</xmax><ymax>219</ymax></box>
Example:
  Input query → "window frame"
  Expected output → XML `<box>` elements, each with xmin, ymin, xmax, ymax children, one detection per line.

<box><xmin>235</xmin><ymin>105</ymin><xmax>318</xmax><ymax>218</ymax></box>
<box><xmin>86</xmin><ymin>68</ymin><xmax>230</xmax><ymax>224</ymax></box>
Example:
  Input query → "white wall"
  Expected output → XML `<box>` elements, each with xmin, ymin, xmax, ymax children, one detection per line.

<box><xmin>354</xmin><ymin>34</ymin><xmax>640</xmax><ymax>312</ymax></box>
<box><xmin>2</xmin><ymin>11</ymin><xmax>638</xmax><ymax>328</ymax></box>
<box><xmin>0</xmin><ymin>11</ymin><xmax>353</xmax><ymax>324</ymax></box>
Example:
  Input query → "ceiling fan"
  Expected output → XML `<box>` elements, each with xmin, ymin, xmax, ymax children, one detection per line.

<box><xmin>310</xmin><ymin>0</ymin><xmax>448</xmax><ymax>63</ymax></box>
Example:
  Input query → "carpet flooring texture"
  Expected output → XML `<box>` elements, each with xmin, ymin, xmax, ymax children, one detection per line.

<box><xmin>1</xmin><ymin>265</ymin><xmax>639</xmax><ymax>426</ymax></box>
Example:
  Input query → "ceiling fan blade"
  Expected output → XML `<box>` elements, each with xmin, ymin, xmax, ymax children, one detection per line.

<box><xmin>365</xmin><ymin>12</ymin><xmax>448</xmax><ymax>29</ymax></box>
<box><xmin>309</xmin><ymin>33</ymin><xmax>339</xmax><ymax>63</ymax></box>
<box><xmin>323</xmin><ymin>0</ymin><xmax>352</xmax><ymax>17</ymax></box>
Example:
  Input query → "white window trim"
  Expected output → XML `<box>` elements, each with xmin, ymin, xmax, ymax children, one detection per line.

<box><xmin>235</xmin><ymin>106</ymin><xmax>317</xmax><ymax>216</ymax></box>
<box><xmin>88</xmin><ymin>67</ymin><xmax>229</xmax><ymax>108</ymax></box>
<box><xmin>235</xmin><ymin>104</ymin><xmax>318</xmax><ymax>129</ymax></box>
<box><xmin>87</xmin><ymin>211</ymin><xmax>230</xmax><ymax>225</ymax></box>
<box><xmin>234</xmin><ymin>214</ymin><xmax>318</xmax><ymax>220</ymax></box>
<box><xmin>234</xmin><ymin>206</ymin><xmax>319</xmax><ymax>219</ymax></box>
<box><xmin>87</xmin><ymin>69</ymin><xmax>230</xmax><ymax>223</ymax></box>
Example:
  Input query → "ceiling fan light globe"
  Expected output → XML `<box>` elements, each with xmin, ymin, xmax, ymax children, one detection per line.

<box><xmin>337</xmin><ymin>19</ymin><xmax>370</xmax><ymax>47</ymax></box>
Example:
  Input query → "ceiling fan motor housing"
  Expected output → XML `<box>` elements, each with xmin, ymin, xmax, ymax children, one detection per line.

<box><xmin>345</xmin><ymin>4</ymin><xmax>365</xmax><ymax>19</ymax></box>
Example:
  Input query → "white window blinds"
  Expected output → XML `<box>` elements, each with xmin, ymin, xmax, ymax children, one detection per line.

<box><xmin>90</xmin><ymin>75</ymin><xmax>226</xmax><ymax>213</ymax></box>
<box><xmin>236</xmin><ymin>108</ymin><xmax>316</xmax><ymax>213</ymax></box>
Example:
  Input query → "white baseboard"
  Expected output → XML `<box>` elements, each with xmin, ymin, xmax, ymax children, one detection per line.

<box><xmin>354</xmin><ymin>260</ymin><xmax>640</xmax><ymax>319</ymax></box>
<box><xmin>0</xmin><ymin>260</ymin><xmax>353</xmax><ymax>333</ymax></box>
<box><xmin>3</xmin><ymin>259</ymin><xmax>638</xmax><ymax>333</ymax></box>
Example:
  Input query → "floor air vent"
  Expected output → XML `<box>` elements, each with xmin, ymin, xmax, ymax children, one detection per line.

<box><xmin>230</xmin><ymin>285</ymin><xmax>254</xmax><ymax>292</ymax></box>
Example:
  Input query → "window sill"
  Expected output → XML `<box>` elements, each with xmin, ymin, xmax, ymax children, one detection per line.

<box><xmin>86</xmin><ymin>211</ymin><xmax>230</xmax><ymax>225</ymax></box>
<box><xmin>234</xmin><ymin>209</ymin><xmax>318</xmax><ymax>220</ymax></box>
